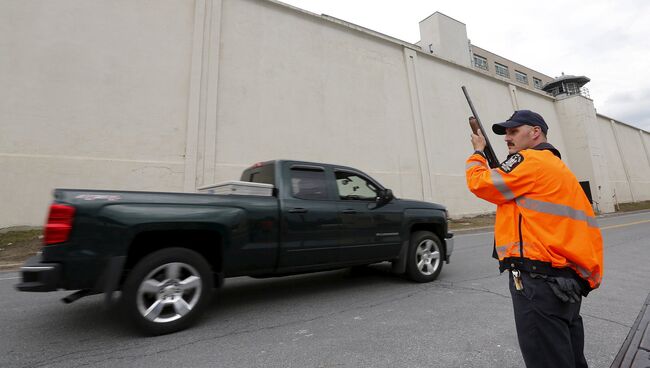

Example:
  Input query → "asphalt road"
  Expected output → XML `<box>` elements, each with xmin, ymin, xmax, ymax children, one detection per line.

<box><xmin>1</xmin><ymin>211</ymin><xmax>649</xmax><ymax>368</ymax></box>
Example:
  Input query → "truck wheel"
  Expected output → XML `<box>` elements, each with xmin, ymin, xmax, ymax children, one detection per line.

<box><xmin>122</xmin><ymin>248</ymin><xmax>213</xmax><ymax>335</ymax></box>
<box><xmin>405</xmin><ymin>231</ymin><xmax>444</xmax><ymax>283</ymax></box>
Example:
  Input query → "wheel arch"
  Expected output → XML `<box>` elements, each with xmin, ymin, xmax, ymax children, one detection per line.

<box><xmin>392</xmin><ymin>210</ymin><xmax>447</xmax><ymax>275</ymax></box>
<box><xmin>122</xmin><ymin>228</ymin><xmax>224</xmax><ymax>287</ymax></box>
<box><xmin>409</xmin><ymin>223</ymin><xmax>446</xmax><ymax>256</ymax></box>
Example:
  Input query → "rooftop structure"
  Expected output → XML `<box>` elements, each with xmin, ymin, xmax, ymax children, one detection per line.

<box><xmin>543</xmin><ymin>73</ymin><xmax>591</xmax><ymax>99</ymax></box>
<box><xmin>417</xmin><ymin>12</ymin><xmax>554</xmax><ymax>93</ymax></box>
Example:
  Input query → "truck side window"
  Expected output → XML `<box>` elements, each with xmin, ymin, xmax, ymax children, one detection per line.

<box><xmin>335</xmin><ymin>171</ymin><xmax>378</xmax><ymax>200</ymax></box>
<box><xmin>290</xmin><ymin>168</ymin><xmax>329</xmax><ymax>200</ymax></box>
<box><xmin>242</xmin><ymin>163</ymin><xmax>275</xmax><ymax>186</ymax></box>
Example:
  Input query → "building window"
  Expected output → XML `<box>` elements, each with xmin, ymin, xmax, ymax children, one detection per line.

<box><xmin>473</xmin><ymin>54</ymin><xmax>488</xmax><ymax>70</ymax></box>
<box><xmin>515</xmin><ymin>70</ymin><xmax>528</xmax><ymax>85</ymax></box>
<box><xmin>533</xmin><ymin>77</ymin><xmax>543</xmax><ymax>89</ymax></box>
<box><xmin>495</xmin><ymin>62</ymin><xmax>509</xmax><ymax>78</ymax></box>
<box><xmin>566</xmin><ymin>82</ymin><xmax>580</xmax><ymax>95</ymax></box>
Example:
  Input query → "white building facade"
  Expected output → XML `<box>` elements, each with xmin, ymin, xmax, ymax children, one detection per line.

<box><xmin>1</xmin><ymin>0</ymin><xmax>649</xmax><ymax>227</ymax></box>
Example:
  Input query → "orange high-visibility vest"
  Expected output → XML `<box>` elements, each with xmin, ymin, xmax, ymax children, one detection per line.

<box><xmin>466</xmin><ymin>145</ymin><xmax>603</xmax><ymax>290</ymax></box>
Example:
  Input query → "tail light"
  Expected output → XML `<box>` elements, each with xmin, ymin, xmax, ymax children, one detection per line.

<box><xmin>44</xmin><ymin>204</ymin><xmax>76</xmax><ymax>245</ymax></box>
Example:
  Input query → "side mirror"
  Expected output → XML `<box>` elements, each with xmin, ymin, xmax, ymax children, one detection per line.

<box><xmin>377</xmin><ymin>189</ymin><xmax>394</xmax><ymax>204</ymax></box>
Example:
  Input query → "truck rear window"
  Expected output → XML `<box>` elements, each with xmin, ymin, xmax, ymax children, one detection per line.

<box><xmin>241</xmin><ymin>163</ymin><xmax>275</xmax><ymax>186</ymax></box>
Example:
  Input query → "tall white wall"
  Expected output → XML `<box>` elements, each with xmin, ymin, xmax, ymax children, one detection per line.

<box><xmin>207</xmin><ymin>0</ymin><xmax>566</xmax><ymax>217</ymax></box>
<box><xmin>1</xmin><ymin>0</ymin><xmax>648</xmax><ymax>227</ymax></box>
<box><xmin>597</xmin><ymin>116</ymin><xmax>631</xmax><ymax>204</ymax></box>
<box><xmin>1</xmin><ymin>0</ymin><xmax>198</xmax><ymax>227</ymax></box>
<box><xmin>621</xmin><ymin>125</ymin><xmax>649</xmax><ymax>201</ymax></box>
<box><xmin>596</xmin><ymin>114</ymin><xmax>650</xmax><ymax>205</ymax></box>
<box><xmin>615</xmin><ymin>124</ymin><xmax>650</xmax><ymax>201</ymax></box>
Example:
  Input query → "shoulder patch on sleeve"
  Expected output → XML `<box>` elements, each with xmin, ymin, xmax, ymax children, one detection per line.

<box><xmin>499</xmin><ymin>153</ymin><xmax>524</xmax><ymax>173</ymax></box>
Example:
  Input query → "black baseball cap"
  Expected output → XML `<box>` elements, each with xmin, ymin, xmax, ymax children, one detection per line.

<box><xmin>492</xmin><ymin>110</ymin><xmax>548</xmax><ymax>135</ymax></box>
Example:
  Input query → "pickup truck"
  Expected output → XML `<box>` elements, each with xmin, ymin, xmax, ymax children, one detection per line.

<box><xmin>16</xmin><ymin>160</ymin><xmax>453</xmax><ymax>335</ymax></box>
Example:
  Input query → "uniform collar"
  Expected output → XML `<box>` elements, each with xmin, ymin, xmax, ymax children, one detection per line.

<box><xmin>506</xmin><ymin>143</ymin><xmax>562</xmax><ymax>160</ymax></box>
<box><xmin>531</xmin><ymin>142</ymin><xmax>562</xmax><ymax>159</ymax></box>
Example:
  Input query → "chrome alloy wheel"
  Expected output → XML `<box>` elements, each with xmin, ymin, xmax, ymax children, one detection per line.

<box><xmin>416</xmin><ymin>239</ymin><xmax>441</xmax><ymax>276</ymax></box>
<box><xmin>136</xmin><ymin>262</ymin><xmax>202</xmax><ymax>323</ymax></box>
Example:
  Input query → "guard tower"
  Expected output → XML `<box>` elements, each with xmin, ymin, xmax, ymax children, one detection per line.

<box><xmin>544</xmin><ymin>72</ymin><xmax>615</xmax><ymax>214</ymax></box>
<box><xmin>542</xmin><ymin>73</ymin><xmax>591</xmax><ymax>98</ymax></box>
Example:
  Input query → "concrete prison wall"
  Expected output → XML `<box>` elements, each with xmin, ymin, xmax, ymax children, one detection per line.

<box><xmin>596</xmin><ymin>115</ymin><xmax>650</xmax><ymax>205</ymax></box>
<box><xmin>0</xmin><ymin>0</ymin><xmax>647</xmax><ymax>227</ymax></box>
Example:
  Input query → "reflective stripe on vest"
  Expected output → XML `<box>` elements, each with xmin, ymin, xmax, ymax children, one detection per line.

<box><xmin>466</xmin><ymin>161</ymin><xmax>483</xmax><ymax>170</ymax></box>
<box><xmin>515</xmin><ymin>197</ymin><xmax>599</xmax><ymax>228</ymax></box>
<box><xmin>569</xmin><ymin>262</ymin><xmax>601</xmax><ymax>286</ymax></box>
<box><xmin>495</xmin><ymin>243</ymin><xmax>515</xmax><ymax>258</ymax></box>
<box><xmin>490</xmin><ymin>169</ymin><xmax>516</xmax><ymax>200</ymax></box>
<box><xmin>495</xmin><ymin>244</ymin><xmax>509</xmax><ymax>258</ymax></box>
<box><xmin>495</xmin><ymin>241</ymin><xmax>537</xmax><ymax>259</ymax></box>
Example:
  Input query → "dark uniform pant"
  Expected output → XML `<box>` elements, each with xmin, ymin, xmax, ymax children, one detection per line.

<box><xmin>509</xmin><ymin>270</ymin><xmax>588</xmax><ymax>368</ymax></box>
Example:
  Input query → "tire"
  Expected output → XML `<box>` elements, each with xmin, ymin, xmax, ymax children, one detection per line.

<box><xmin>405</xmin><ymin>231</ymin><xmax>444</xmax><ymax>283</ymax></box>
<box><xmin>122</xmin><ymin>247</ymin><xmax>214</xmax><ymax>335</ymax></box>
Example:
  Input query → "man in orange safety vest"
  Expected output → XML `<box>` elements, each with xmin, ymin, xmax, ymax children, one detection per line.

<box><xmin>465</xmin><ymin>110</ymin><xmax>603</xmax><ymax>368</ymax></box>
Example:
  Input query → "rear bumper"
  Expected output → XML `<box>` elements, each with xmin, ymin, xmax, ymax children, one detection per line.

<box><xmin>15</xmin><ymin>255</ymin><xmax>61</xmax><ymax>292</ymax></box>
<box><xmin>444</xmin><ymin>233</ymin><xmax>454</xmax><ymax>263</ymax></box>
<box><xmin>15</xmin><ymin>254</ymin><xmax>127</xmax><ymax>295</ymax></box>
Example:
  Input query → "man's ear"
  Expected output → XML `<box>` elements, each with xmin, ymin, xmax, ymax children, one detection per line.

<box><xmin>531</xmin><ymin>126</ymin><xmax>542</xmax><ymax>139</ymax></box>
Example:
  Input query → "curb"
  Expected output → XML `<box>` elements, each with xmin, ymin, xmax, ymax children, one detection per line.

<box><xmin>598</xmin><ymin>208</ymin><xmax>650</xmax><ymax>218</ymax></box>
<box><xmin>610</xmin><ymin>292</ymin><xmax>650</xmax><ymax>367</ymax></box>
<box><xmin>449</xmin><ymin>225</ymin><xmax>494</xmax><ymax>234</ymax></box>
<box><xmin>0</xmin><ymin>263</ymin><xmax>21</xmax><ymax>271</ymax></box>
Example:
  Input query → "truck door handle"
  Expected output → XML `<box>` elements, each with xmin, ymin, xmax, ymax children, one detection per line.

<box><xmin>342</xmin><ymin>209</ymin><xmax>357</xmax><ymax>214</ymax></box>
<box><xmin>289</xmin><ymin>207</ymin><xmax>308</xmax><ymax>213</ymax></box>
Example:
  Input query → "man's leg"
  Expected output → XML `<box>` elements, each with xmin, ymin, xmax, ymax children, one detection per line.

<box><xmin>509</xmin><ymin>271</ymin><xmax>582</xmax><ymax>368</ymax></box>
<box><xmin>569</xmin><ymin>308</ymin><xmax>588</xmax><ymax>368</ymax></box>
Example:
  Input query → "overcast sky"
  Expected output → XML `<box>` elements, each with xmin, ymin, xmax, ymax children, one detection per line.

<box><xmin>280</xmin><ymin>0</ymin><xmax>650</xmax><ymax>131</ymax></box>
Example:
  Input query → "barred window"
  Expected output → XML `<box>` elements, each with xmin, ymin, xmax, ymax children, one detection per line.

<box><xmin>473</xmin><ymin>54</ymin><xmax>488</xmax><ymax>70</ymax></box>
<box><xmin>495</xmin><ymin>62</ymin><xmax>509</xmax><ymax>78</ymax></box>
<box><xmin>533</xmin><ymin>77</ymin><xmax>543</xmax><ymax>89</ymax></box>
<box><xmin>515</xmin><ymin>70</ymin><xmax>528</xmax><ymax>85</ymax></box>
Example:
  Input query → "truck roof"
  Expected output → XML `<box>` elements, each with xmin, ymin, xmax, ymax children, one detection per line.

<box><xmin>247</xmin><ymin>159</ymin><xmax>370</xmax><ymax>174</ymax></box>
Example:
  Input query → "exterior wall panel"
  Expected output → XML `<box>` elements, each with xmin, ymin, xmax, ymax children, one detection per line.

<box><xmin>615</xmin><ymin>123</ymin><xmax>650</xmax><ymax>201</ymax></box>
<box><xmin>0</xmin><ymin>0</ymin><xmax>196</xmax><ymax>226</ymax></box>
<box><xmin>597</xmin><ymin>116</ymin><xmax>633</xmax><ymax>204</ymax></box>
<box><xmin>214</xmin><ymin>0</ymin><xmax>423</xmax><ymax>199</ymax></box>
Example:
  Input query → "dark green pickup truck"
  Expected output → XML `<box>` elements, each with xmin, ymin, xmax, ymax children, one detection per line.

<box><xmin>16</xmin><ymin>160</ymin><xmax>453</xmax><ymax>334</ymax></box>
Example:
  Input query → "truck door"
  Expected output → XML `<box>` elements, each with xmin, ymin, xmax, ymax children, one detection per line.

<box><xmin>279</xmin><ymin>166</ymin><xmax>341</xmax><ymax>270</ymax></box>
<box><xmin>334</xmin><ymin>170</ymin><xmax>401</xmax><ymax>262</ymax></box>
